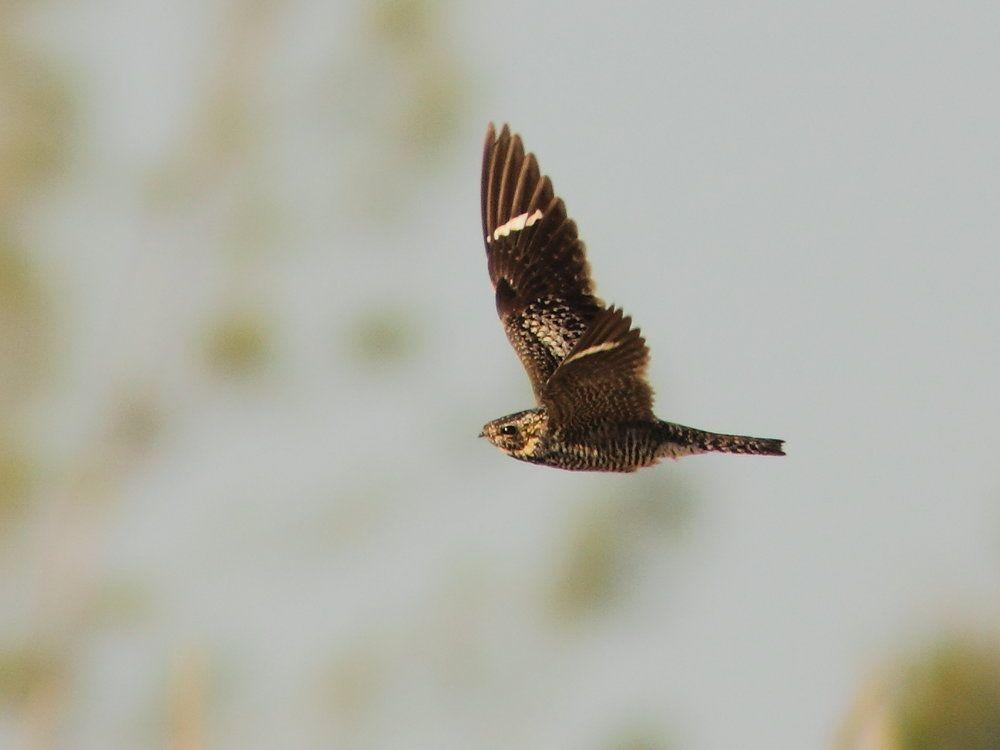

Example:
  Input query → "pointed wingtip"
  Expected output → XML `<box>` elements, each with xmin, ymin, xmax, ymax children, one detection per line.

<box><xmin>485</xmin><ymin>122</ymin><xmax>513</xmax><ymax>141</ymax></box>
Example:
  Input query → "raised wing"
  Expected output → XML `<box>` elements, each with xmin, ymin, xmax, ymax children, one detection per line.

<box><xmin>541</xmin><ymin>306</ymin><xmax>654</xmax><ymax>429</ymax></box>
<box><xmin>481</xmin><ymin>123</ymin><xmax>603</xmax><ymax>399</ymax></box>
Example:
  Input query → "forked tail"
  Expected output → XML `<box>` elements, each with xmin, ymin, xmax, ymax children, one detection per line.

<box><xmin>657</xmin><ymin>421</ymin><xmax>785</xmax><ymax>458</ymax></box>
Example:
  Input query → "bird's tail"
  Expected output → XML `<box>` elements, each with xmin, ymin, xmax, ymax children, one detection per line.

<box><xmin>656</xmin><ymin>421</ymin><xmax>785</xmax><ymax>458</ymax></box>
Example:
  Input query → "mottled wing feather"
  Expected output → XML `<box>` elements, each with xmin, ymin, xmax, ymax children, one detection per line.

<box><xmin>481</xmin><ymin>123</ymin><xmax>602</xmax><ymax>399</ymax></box>
<box><xmin>542</xmin><ymin>306</ymin><xmax>654</xmax><ymax>429</ymax></box>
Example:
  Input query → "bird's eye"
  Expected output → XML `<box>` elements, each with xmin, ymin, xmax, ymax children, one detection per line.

<box><xmin>499</xmin><ymin>425</ymin><xmax>518</xmax><ymax>437</ymax></box>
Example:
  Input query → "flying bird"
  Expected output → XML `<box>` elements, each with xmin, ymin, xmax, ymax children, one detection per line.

<box><xmin>478</xmin><ymin>123</ymin><xmax>784</xmax><ymax>472</ymax></box>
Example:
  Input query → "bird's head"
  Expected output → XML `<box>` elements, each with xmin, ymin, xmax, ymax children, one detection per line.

<box><xmin>479</xmin><ymin>409</ymin><xmax>547</xmax><ymax>458</ymax></box>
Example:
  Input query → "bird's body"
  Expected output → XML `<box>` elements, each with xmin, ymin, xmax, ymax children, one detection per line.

<box><xmin>477</xmin><ymin>124</ymin><xmax>784</xmax><ymax>472</ymax></box>
<box><xmin>483</xmin><ymin>410</ymin><xmax>781</xmax><ymax>471</ymax></box>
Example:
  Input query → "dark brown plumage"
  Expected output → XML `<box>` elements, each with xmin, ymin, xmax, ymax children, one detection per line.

<box><xmin>478</xmin><ymin>124</ymin><xmax>784</xmax><ymax>471</ymax></box>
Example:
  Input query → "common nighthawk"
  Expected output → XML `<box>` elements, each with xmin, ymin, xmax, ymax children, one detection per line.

<box><xmin>478</xmin><ymin>123</ymin><xmax>784</xmax><ymax>472</ymax></box>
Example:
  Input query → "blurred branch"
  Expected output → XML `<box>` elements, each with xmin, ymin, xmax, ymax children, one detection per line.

<box><xmin>169</xmin><ymin>649</ymin><xmax>208</xmax><ymax>750</ymax></box>
<box><xmin>834</xmin><ymin>635</ymin><xmax>1000</xmax><ymax>750</ymax></box>
<box><xmin>148</xmin><ymin>0</ymin><xmax>286</xmax><ymax>206</ymax></box>
<box><xmin>320</xmin><ymin>0</ymin><xmax>467</xmax><ymax>221</ymax></box>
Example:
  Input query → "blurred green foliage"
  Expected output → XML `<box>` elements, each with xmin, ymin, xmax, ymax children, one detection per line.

<box><xmin>0</xmin><ymin>234</ymin><xmax>52</xmax><ymax>404</ymax></box>
<box><xmin>370</xmin><ymin>0</ymin><xmax>433</xmax><ymax>49</ymax></box>
<box><xmin>605</xmin><ymin>725</ymin><xmax>673</xmax><ymax>750</ymax></box>
<box><xmin>366</xmin><ymin>0</ymin><xmax>465</xmax><ymax>159</ymax></box>
<box><xmin>402</xmin><ymin>64</ymin><xmax>465</xmax><ymax>160</ymax></box>
<box><xmin>0</xmin><ymin>237</ymin><xmax>44</xmax><ymax>531</ymax></box>
<box><xmin>106</xmin><ymin>388</ymin><xmax>165</xmax><ymax>455</ymax></box>
<box><xmin>324</xmin><ymin>0</ymin><xmax>466</xmax><ymax>219</ymax></box>
<box><xmin>0</xmin><ymin>234</ymin><xmax>44</xmax><ymax>318</ymax></box>
<box><xmin>620</xmin><ymin>473</ymin><xmax>696</xmax><ymax>534</ymax></box>
<box><xmin>893</xmin><ymin>638</ymin><xmax>1000</xmax><ymax>750</ymax></box>
<box><xmin>144</xmin><ymin>0</ymin><xmax>277</xmax><ymax>208</ymax></box>
<box><xmin>348</xmin><ymin>307</ymin><xmax>420</xmax><ymax>366</ymax></box>
<box><xmin>83</xmin><ymin>578</ymin><xmax>153</xmax><ymax>630</ymax></box>
<box><xmin>550</xmin><ymin>475</ymin><xmax>696</xmax><ymax>621</ymax></box>
<box><xmin>201</xmin><ymin>311</ymin><xmax>272</xmax><ymax>377</ymax></box>
<box><xmin>320</xmin><ymin>646</ymin><xmax>382</xmax><ymax>729</ymax></box>
<box><xmin>0</xmin><ymin>442</ymin><xmax>34</xmax><ymax>524</ymax></box>
<box><xmin>551</xmin><ymin>499</ymin><xmax>622</xmax><ymax>619</ymax></box>
<box><xmin>226</xmin><ymin>192</ymin><xmax>283</xmax><ymax>258</ymax></box>
<box><xmin>0</xmin><ymin>25</ymin><xmax>65</xmax><ymax>429</ymax></box>
<box><xmin>0</xmin><ymin>644</ymin><xmax>61</xmax><ymax>706</ymax></box>
<box><xmin>0</xmin><ymin>40</ymin><xmax>74</xmax><ymax>207</ymax></box>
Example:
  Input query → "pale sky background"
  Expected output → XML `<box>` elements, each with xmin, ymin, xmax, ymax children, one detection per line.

<box><xmin>2</xmin><ymin>2</ymin><xmax>999</xmax><ymax>749</ymax></box>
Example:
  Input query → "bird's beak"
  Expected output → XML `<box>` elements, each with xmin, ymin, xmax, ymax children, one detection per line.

<box><xmin>477</xmin><ymin>430</ymin><xmax>485</xmax><ymax>438</ymax></box>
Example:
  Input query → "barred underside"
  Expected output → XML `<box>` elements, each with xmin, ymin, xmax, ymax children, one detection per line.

<box><xmin>504</xmin><ymin>419</ymin><xmax>784</xmax><ymax>472</ymax></box>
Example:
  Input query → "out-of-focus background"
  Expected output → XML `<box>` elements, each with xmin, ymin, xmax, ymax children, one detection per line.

<box><xmin>2</xmin><ymin>1</ymin><xmax>999</xmax><ymax>748</ymax></box>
